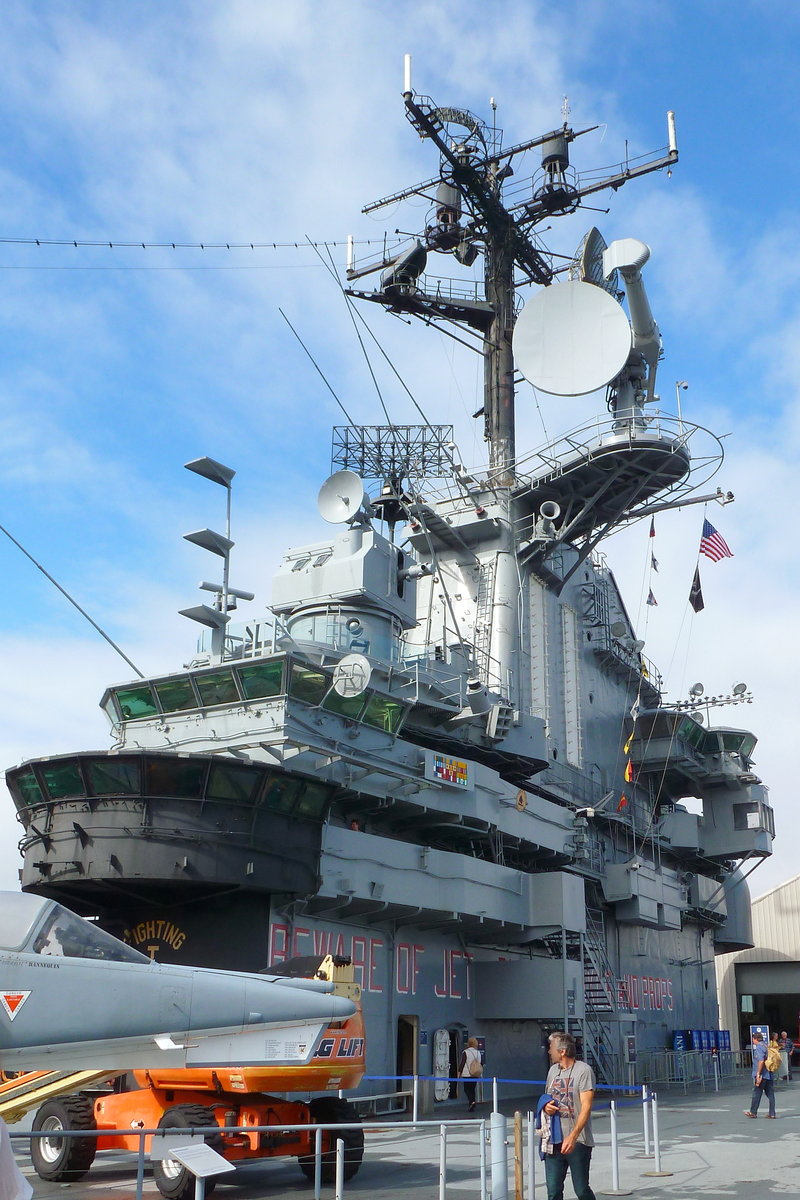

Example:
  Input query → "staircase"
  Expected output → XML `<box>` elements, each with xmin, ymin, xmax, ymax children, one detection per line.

<box><xmin>543</xmin><ymin>909</ymin><xmax>621</xmax><ymax>1085</ymax></box>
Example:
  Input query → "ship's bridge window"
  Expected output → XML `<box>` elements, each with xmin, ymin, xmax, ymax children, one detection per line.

<box><xmin>115</xmin><ymin>684</ymin><xmax>159</xmax><ymax>720</ymax></box>
<box><xmin>733</xmin><ymin>801</ymin><xmax>774</xmax><ymax>835</ymax></box>
<box><xmin>677</xmin><ymin>716</ymin><xmax>706</xmax><ymax>750</ymax></box>
<box><xmin>145</xmin><ymin>757</ymin><xmax>207</xmax><ymax>799</ymax></box>
<box><xmin>291</xmin><ymin>556</ymin><xmax>311</xmax><ymax>572</ymax></box>
<box><xmin>155</xmin><ymin>677</ymin><xmax>198</xmax><ymax>713</ymax></box>
<box><xmin>295</xmin><ymin>781</ymin><xmax>330</xmax><ymax>819</ymax></box>
<box><xmin>720</xmin><ymin>731</ymin><xmax>756</xmax><ymax>758</ymax></box>
<box><xmin>207</xmin><ymin>762</ymin><xmax>264</xmax><ymax>805</ymax></box>
<box><xmin>237</xmin><ymin>659</ymin><xmax>284</xmax><ymax>700</ymax></box>
<box><xmin>194</xmin><ymin>670</ymin><xmax>240</xmax><ymax>707</ymax></box>
<box><xmin>87</xmin><ymin>757</ymin><xmax>141</xmax><ymax>796</ymax></box>
<box><xmin>10</xmin><ymin>768</ymin><xmax>46</xmax><ymax>808</ymax></box>
<box><xmin>263</xmin><ymin>774</ymin><xmax>301</xmax><ymax>814</ymax></box>
<box><xmin>313</xmin><ymin>550</ymin><xmax>332</xmax><ymax>567</ymax></box>
<box><xmin>362</xmin><ymin>694</ymin><xmax>406</xmax><ymax>734</ymax></box>
<box><xmin>321</xmin><ymin>688</ymin><xmax>368</xmax><ymax>720</ymax></box>
<box><xmin>288</xmin><ymin>663</ymin><xmax>331</xmax><ymax>706</ymax></box>
<box><xmin>40</xmin><ymin>760</ymin><xmax>84</xmax><ymax>800</ymax></box>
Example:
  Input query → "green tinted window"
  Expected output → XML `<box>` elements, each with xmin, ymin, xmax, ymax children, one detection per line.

<box><xmin>322</xmin><ymin>689</ymin><xmax>367</xmax><ymax>720</ymax></box>
<box><xmin>677</xmin><ymin>717</ymin><xmax>705</xmax><ymax>750</ymax></box>
<box><xmin>155</xmin><ymin>677</ymin><xmax>198</xmax><ymax>713</ymax></box>
<box><xmin>115</xmin><ymin>685</ymin><xmax>159</xmax><ymax>720</ymax></box>
<box><xmin>145</xmin><ymin>757</ymin><xmax>206</xmax><ymax>798</ymax></box>
<box><xmin>263</xmin><ymin>774</ymin><xmax>301</xmax><ymax>813</ymax></box>
<box><xmin>87</xmin><ymin>758</ymin><xmax>141</xmax><ymax>796</ymax></box>
<box><xmin>238</xmin><ymin>660</ymin><xmax>284</xmax><ymax>700</ymax></box>
<box><xmin>295</xmin><ymin>781</ymin><xmax>330</xmax><ymax>819</ymax></box>
<box><xmin>288</xmin><ymin>664</ymin><xmax>329</xmax><ymax>706</ymax></box>
<box><xmin>362</xmin><ymin>694</ymin><xmax>405</xmax><ymax>734</ymax></box>
<box><xmin>208</xmin><ymin>762</ymin><xmax>263</xmax><ymax>804</ymax></box>
<box><xmin>194</xmin><ymin>671</ymin><xmax>239</xmax><ymax>706</ymax></box>
<box><xmin>13</xmin><ymin>769</ymin><xmax>46</xmax><ymax>807</ymax></box>
<box><xmin>41</xmin><ymin>761</ymin><xmax>84</xmax><ymax>800</ymax></box>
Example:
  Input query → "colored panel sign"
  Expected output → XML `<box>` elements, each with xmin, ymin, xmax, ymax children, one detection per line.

<box><xmin>425</xmin><ymin>751</ymin><xmax>471</xmax><ymax>789</ymax></box>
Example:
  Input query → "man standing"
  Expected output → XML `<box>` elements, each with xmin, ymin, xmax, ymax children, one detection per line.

<box><xmin>744</xmin><ymin>1031</ymin><xmax>776</xmax><ymax>1118</ymax></box>
<box><xmin>542</xmin><ymin>1031</ymin><xmax>597</xmax><ymax>1200</ymax></box>
<box><xmin>780</xmin><ymin>1030</ymin><xmax>794</xmax><ymax>1082</ymax></box>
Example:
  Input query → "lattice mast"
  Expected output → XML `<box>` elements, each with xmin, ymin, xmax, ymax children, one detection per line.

<box><xmin>346</xmin><ymin>56</ymin><xmax>678</xmax><ymax>487</ymax></box>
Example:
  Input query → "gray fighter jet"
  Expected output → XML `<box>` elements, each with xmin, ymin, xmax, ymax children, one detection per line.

<box><xmin>0</xmin><ymin>892</ymin><xmax>355</xmax><ymax>1070</ymax></box>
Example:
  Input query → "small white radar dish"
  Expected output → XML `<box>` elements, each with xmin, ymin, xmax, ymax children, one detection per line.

<box><xmin>513</xmin><ymin>279</ymin><xmax>632</xmax><ymax>396</ymax></box>
<box><xmin>332</xmin><ymin>653</ymin><xmax>372</xmax><ymax>697</ymax></box>
<box><xmin>318</xmin><ymin>470</ymin><xmax>369</xmax><ymax>524</ymax></box>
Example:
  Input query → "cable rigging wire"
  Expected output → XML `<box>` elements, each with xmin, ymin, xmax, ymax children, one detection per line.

<box><xmin>0</xmin><ymin>523</ymin><xmax>144</xmax><ymax>679</ymax></box>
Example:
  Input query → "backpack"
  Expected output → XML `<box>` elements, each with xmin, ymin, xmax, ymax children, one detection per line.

<box><xmin>765</xmin><ymin>1042</ymin><xmax>782</xmax><ymax>1073</ymax></box>
<box><xmin>468</xmin><ymin>1053</ymin><xmax>483</xmax><ymax>1078</ymax></box>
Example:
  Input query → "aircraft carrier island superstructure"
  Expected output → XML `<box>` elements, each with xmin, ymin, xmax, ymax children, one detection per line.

<box><xmin>5</xmin><ymin>72</ymin><xmax>773</xmax><ymax>1097</ymax></box>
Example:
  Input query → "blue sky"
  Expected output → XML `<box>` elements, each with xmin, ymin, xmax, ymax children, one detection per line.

<box><xmin>0</xmin><ymin>0</ymin><xmax>797</xmax><ymax>897</ymax></box>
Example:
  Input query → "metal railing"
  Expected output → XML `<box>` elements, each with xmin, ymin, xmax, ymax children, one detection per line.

<box><xmin>10</xmin><ymin>1075</ymin><xmax>690</xmax><ymax>1200</ymax></box>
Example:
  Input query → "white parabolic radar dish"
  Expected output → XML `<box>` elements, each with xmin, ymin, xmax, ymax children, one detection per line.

<box><xmin>318</xmin><ymin>470</ymin><xmax>368</xmax><ymax>524</ymax></box>
<box><xmin>513</xmin><ymin>279</ymin><xmax>633</xmax><ymax>397</ymax></box>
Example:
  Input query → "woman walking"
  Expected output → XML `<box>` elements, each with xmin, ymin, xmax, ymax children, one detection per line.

<box><xmin>460</xmin><ymin>1037</ymin><xmax>483</xmax><ymax>1112</ymax></box>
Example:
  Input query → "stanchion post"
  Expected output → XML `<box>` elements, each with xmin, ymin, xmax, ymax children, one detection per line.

<box><xmin>513</xmin><ymin>1112</ymin><xmax>523</xmax><ymax>1200</ymax></box>
<box><xmin>599</xmin><ymin>1099</ymin><xmax>632</xmax><ymax>1196</ymax></box>
<box><xmin>490</xmin><ymin>1111</ymin><xmax>508</xmax><ymax>1200</ymax></box>
<box><xmin>641</xmin><ymin>1091</ymin><xmax>673</xmax><ymax>1179</ymax></box>
<box><xmin>335</xmin><ymin>1136</ymin><xmax>345</xmax><ymax>1200</ymax></box>
<box><xmin>135</xmin><ymin>1129</ymin><xmax>146</xmax><ymax>1200</ymax></box>
<box><xmin>526</xmin><ymin>1111</ymin><xmax>535</xmax><ymax>1199</ymax></box>
<box><xmin>480</xmin><ymin>1119</ymin><xmax>488</xmax><ymax>1200</ymax></box>
<box><xmin>642</xmin><ymin>1083</ymin><xmax>651</xmax><ymax>1156</ymax></box>
<box><xmin>413</xmin><ymin>1074</ymin><xmax>419</xmax><ymax>1123</ymax></box>
<box><xmin>713</xmin><ymin>1054</ymin><xmax>720</xmax><ymax>1093</ymax></box>
<box><xmin>493</xmin><ymin>1076</ymin><xmax>499</xmax><ymax>1113</ymax></box>
<box><xmin>314</xmin><ymin>1125</ymin><xmax>323</xmax><ymax>1200</ymax></box>
<box><xmin>439</xmin><ymin>1124</ymin><xmax>447</xmax><ymax>1200</ymax></box>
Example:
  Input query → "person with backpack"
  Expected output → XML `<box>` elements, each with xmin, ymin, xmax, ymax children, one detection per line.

<box><xmin>460</xmin><ymin>1037</ymin><xmax>483</xmax><ymax>1112</ymax></box>
<box><xmin>745</xmin><ymin>1031</ymin><xmax>777</xmax><ymax>1118</ymax></box>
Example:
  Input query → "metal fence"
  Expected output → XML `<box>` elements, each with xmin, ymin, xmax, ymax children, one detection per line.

<box><xmin>9</xmin><ymin>1072</ymin><xmax>723</xmax><ymax>1200</ymax></box>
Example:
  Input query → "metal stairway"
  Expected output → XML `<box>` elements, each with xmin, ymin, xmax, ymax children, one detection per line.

<box><xmin>543</xmin><ymin>909</ymin><xmax>620</xmax><ymax>1084</ymax></box>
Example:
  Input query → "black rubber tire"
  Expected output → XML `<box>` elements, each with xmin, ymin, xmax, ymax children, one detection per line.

<box><xmin>298</xmin><ymin>1097</ymin><xmax>364</xmax><ymax>1183</ymax></box>
<box><xmin>30</xmin><ymin>1095</ymin><xmax>97</xmax><ymax>1182</ymax></box>
<box><xmin>152</xmin><ymin>1104</ymin><xmax>223</xmax><ymax>1200</ymax></box>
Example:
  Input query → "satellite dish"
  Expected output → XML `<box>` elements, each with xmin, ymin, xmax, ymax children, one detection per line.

<box><xmin>318</xmin><ymin>471</ymin><xmax>369</xmax><ymax>525</ymax></box>
<box><xmin>513</xmin><ymin>279</ymin><xmax>632</xmax><ymax>396</ymax></box>
<box><xmin>332</xmin><ymin>653</ymin><xmax>372</xmax><ymax>697</ymax></box>
<box><xmin>610</xmin><ymin>621</ymin><xmax>627</xmax><ymax>638</ymax></box>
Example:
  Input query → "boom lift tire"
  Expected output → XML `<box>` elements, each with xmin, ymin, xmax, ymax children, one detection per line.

<box><xmin>297</xmin><ymin>1097</ymin><xmax>364</xmax><ymax>1183</ymax></box>
<box><xmin>30</xmin><ymin>1095</ymin><xmax>97</xmax><ymax>1182</ymax></box>
<box><xmin>152</xmin><ymin>1104</ymin><xmax>223</xmax><ymax>1200</ymax></box>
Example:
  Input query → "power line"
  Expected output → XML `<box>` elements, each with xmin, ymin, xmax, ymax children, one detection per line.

<box><xmin>0</xmin><ymin>235</ymin><xmax>399</xmax><ymax>251</ymax></box>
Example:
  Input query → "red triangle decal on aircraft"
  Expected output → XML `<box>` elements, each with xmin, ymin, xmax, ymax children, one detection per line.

<box><xmin>1</xmin><ymin>990</ymin><xmax>31</xmax><ymax>1020</ymax></box>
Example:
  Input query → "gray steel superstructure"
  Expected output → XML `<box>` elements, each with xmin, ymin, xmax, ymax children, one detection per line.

<box><xmin>5</xmin><ymin>75</ymin><xmax>773</xmax><ymax>1097</ymax></box>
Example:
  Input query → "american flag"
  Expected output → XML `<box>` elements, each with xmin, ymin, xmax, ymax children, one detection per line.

<box><xmin>700</xmin><ymin>519</ymin><xmax>733</xmax><ymax>562</ymax></box>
